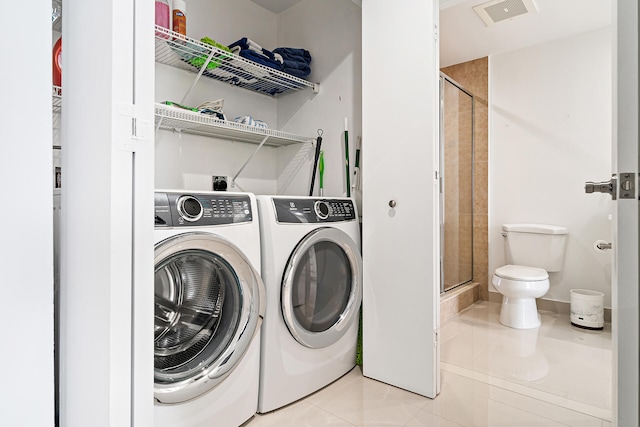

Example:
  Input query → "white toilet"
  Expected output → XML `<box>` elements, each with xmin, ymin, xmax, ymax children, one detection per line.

<box><xmin>492</xmin><ymin>223</ymin><xmax>568</xmax><ymax>329</ymax></box>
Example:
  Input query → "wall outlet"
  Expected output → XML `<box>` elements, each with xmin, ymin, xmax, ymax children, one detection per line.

<box><xmin>212</xmin><ymin>175</ymin><xmax>228</xmax><ymax>191</ymax></box>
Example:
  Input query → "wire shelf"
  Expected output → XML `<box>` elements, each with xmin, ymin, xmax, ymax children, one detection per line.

<box><xmin>155</xmin><ymin>103</ymin><xmax>314</xmax><ymax>147</ymax></box>
<box><xmin>52</xmin><ymin>86</ymin><xmax>62</xmax><ymax>114</ymax></box>
<box><xmin>154</xmin><ymin>26</ymin><xmax>317</xmax><ymax>98</ymax></box>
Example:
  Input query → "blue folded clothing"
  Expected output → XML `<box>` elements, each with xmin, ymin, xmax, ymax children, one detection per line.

<box><xmin>238</xmin><ymin>49</ymin><xmax>283</xmax><ymax>71</ymax></box>
<box><xmin>228</xmin><ymin>37</ymin><xmax>258</xmax><ymax>52</ymax></box>
<box><xmin>229</xmin><ymin>37</ymin><xmax>284</xmax><ymax>70</ymax></box>
<box><xmin>225</xmin><ymin>39</ymin><xmax>312</xmax><ymax>81</ymax></box>
<box><xmin>280</xmin><ymin>60</ymin><xmax>311</xmax><ymax>78</ymax></box>
<box><xmin>273</xmin><ymin>48</ymin><xmax>312</xmax><ymax>64</ymax></box>
<box><xmin>260</xmin><ymin>48</ymin><xmax>277</xmax><ymax>61</ymax></box>
<box><xmin>273</xmin><ymin>47</ymin><xmax>312</xmax><ymax>78</ymax></box>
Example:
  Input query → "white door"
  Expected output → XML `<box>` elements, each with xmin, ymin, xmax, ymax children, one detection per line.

<box><xmin>4</xmin><ymin>2</ymin><xmax>55</xmax><ymax>426</ymax></box>
<box><xmin>589</xmin><ymin>2</ymin><xmax>639</xmax><ymax>424</ymax></box>
<box><xmin>60</xmin><ymin>0</ymin><xmax>155</xmax><ymax>425</ymax></box>
<box><xmin>361</xmin><ymin>0</ymin><xmax>441</xmax><ymax>398</ymax></box>
<box><xmin>612</xmin><ymin>1</ymin><xmax>639</xmax><ymax>424</ymax></box>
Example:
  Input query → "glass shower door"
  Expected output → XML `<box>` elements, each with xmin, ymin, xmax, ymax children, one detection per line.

<box><xmin>440</xmin><ymin>74</ymin><xmax>474</xmax><ymax>293</ymax></box>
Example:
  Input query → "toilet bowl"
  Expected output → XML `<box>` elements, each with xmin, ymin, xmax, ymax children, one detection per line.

<box><xmin>493</xmin><ymin>224</ymin><xmax>568</xmax><ymax>330</ymax></box>
<box><xmin>492</xmin><ymin>265</ymin><xmax>549</xmax><ymax>329</ymax></box>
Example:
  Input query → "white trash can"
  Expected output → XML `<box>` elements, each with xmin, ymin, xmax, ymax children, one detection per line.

<box><xmin>570</xmin><ymin>289</ymin><xmax>604</xmax><ymax>330</ymax></box>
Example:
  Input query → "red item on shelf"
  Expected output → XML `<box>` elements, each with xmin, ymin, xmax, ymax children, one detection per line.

<box><xmin>53</xmin><ymin>37</ymin><xmax>62</xmax><ymax>87</ymax></box>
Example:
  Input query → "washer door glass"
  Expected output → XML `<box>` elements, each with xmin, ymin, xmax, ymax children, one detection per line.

<box><xmin>153</xmin><ymin>232</ymin><xmax>263</xmax><ymax>404</ymax></box>
<box><xmin>282</xmin><ymin>227</ymin><xmax>362</xmax><ymax>349</ymax></box>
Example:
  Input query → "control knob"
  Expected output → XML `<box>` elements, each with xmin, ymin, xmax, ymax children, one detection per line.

<box><xmin>314</xmin><ymin>200</ymin><xmax>330</xmax><ymax>220</ymax></box>
<box><xmin>176</xmin><ymin>195</ymin><xmax>203</xmax><ymax>222</ymax></box>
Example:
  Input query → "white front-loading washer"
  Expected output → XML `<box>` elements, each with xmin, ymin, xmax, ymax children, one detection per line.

<box><xmin>256</xmin><ymin>196</ymin><xmax>362</xmax><ymax>413</ymax></box>
<box><xmin>153</xmin><ymin>190</ymin><xmax>265</xmax><ymax>427</ymax></box>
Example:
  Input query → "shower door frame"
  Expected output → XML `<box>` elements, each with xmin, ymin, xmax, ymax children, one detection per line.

<box><xmin>439</xmin><ymin>73</ymin><xmax>475</xmax><ymax>294</ymax></box>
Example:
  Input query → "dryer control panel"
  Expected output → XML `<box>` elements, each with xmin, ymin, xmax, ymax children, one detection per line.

<box><xmin>155</xmin><ymin>192</ymin><xmax>252</xmax><ymax>227</ymax></box>
<box><xmin>273</xmin><ymin>198</ymin><xmax>356</xmax><ymax>223</ymax></box>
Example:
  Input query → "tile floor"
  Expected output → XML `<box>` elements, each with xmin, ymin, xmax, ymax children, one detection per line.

<box><xmin>244</xmin><ymin>301</ymin><xmax>612</xmax><ymax>426</ymax></box>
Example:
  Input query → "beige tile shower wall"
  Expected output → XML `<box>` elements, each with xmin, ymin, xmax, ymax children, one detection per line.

<box><xmin>458</xmin><ymin>99</ymin><xmax>474</xmax><ymax>284</ymax></box>
<box><xmin>441</xmin><ymin>57</ymin><xmax>489</xmax><ymax>301</ymax></box>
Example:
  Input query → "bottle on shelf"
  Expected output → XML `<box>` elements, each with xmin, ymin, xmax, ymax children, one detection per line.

<box><xmin>172</xmin><ymin>0</ymin><xmax>186</xmax><ymax>36</ymax></box>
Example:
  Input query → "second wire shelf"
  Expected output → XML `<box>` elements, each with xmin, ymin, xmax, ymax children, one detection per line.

<box><xmin>155</xmin><ymin>102</ymin><xmax>314</xmax><ymax>147</ymax></box>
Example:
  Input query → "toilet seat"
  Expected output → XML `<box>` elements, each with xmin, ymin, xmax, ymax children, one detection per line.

<box><xmin>494</xmin><ymin>265</ymin><xmax>548</xmax><ymax>281</ymax></box>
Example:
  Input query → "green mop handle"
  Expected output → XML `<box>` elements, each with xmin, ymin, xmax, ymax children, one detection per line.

<box><xmin>344</xmin><ymin>118</ymin><xmax>351</xmax><ymax>197</ymax></box>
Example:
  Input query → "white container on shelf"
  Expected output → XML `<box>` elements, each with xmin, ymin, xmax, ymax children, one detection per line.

<box><xmin>570</xmin><ymin>289</ymin><xmax>604</xmax><ymax>329</ymax></box>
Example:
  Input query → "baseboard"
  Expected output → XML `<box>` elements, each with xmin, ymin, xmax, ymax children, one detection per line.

<box><xmin>488</xmin><ymin>291</ymin><xmax>502</xmax><ymax>304</ymax></box>
<box><xmin>488</xmin><ymin>292</ymin><xmax>612</xmax><ymax>323</ymax></box>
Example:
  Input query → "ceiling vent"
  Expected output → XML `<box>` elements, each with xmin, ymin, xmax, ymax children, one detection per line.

<box><xmin>473</xmin><ymin>0</ymin><xmax>538</xmax><ymax>26</ymax></box>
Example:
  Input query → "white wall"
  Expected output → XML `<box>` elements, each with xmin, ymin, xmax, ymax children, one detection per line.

<box><xmin>154</xmin><ymin>0</ymin><xmax>362</xmax><ymax>199</ymax></box>
<box><xmin>1</xmin><ymin>1</ymin><xmax>54</xmax><ymax>426</ymax></box>
<box><xmin>489</xmin><ymin>28</ymin><xmax>613</xmax><ymax>306</ymax></box>
<box><xmin>276</xmin><ymin>0</ymin><xmax>362</xmax><ymax>199</ymax></box>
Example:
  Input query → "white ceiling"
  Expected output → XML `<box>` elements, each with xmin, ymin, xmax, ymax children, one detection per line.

<box><xmin>247</xmin><ymin>0</ymin><xmax>612</xmax><ymax>68</ymax></box>
<box><xmin>249</xmin><ymin>0</ymin><xmax>361</xmax><ymax>14</ymax></box>
<box><xmin>249</xmin><ymin>0</ymin><xmax>304</xmax><ymax>14</ymax></box>
<box><xmin>440</xmin><ymin>0</ymin><xmax>612</xmax><ymax>67</ymax></box>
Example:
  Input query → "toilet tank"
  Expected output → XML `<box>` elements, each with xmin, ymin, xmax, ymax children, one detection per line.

<box><xmin>503</xmin><ymin>224</ymin><xmax>568</xmax><ymax>272</ymax></box>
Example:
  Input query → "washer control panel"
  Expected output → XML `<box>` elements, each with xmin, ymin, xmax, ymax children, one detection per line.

<box><xmin>273</xmin><ymin>198</ymin><xmax>356</xmax><ymax>224</ymax></box>
<box><xmin>155</xmin><ymin>192</ymin><xmax>252</xmax><ymax>227</ymax></box>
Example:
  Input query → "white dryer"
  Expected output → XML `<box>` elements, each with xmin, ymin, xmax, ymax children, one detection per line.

<box><xmin>256</xmin><ymin>196</ymin><xmax>362</xmax><ymax>413</ymax></box>
<box><xmin>153</xmin><ymin>190</ymin><xmax>265</xmax><ymax>427</ymax></box>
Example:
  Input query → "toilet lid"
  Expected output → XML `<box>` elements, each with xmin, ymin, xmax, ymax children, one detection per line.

<box><xmin>495</xmin><ymin>265</ymin><xmax>548</xmax><ymax>281</ymax></box>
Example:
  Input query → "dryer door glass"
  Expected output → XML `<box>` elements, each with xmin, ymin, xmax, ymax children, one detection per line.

<box><xmin>291</xmin><ymin>241</ymin><xmax>350</xmax><ymax>332</ymax></box>
<box><xmin>282</xmin><ymin>228</ymin><xmax>362</xmax><ymax>349</ymax></box>
<box><xmin>153</xmin><ymin>233</ymin><xmax>263</xmax><ymax>404</ymax></box>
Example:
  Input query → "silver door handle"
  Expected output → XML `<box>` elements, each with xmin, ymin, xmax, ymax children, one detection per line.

<box><xmin>389</xmin><ymin>200</ymin><xmax>397</xmax><ymax>208</ymax></box>
<box><xmin>585</xmin><ymin>173</ymin><xmax>637</xmax><ymax>200</ymax></box>
<box><xmin>596</xmin><ymin>242</ymin><xmax>612</xmax><ymax>250</ymax></box>
<box><xmin>585</xmin><ymin>175</ymin><xmax>617</xmax><ymax>200</ymax></box>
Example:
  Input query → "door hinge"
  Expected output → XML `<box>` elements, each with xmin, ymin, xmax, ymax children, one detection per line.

<box><xmin>434</xmin><ymin>328</ymin><xmax>439</xmax><ymax>348</ymax></box>
<box><xmin>132</xmin><ymin>116</ymin><xmax>151</xmax><ymax>141</ymax></box>
<box><xmin>117</xmin><ymin>103</ymin><xmax>151</xmax><ymax>152</ymax></box>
